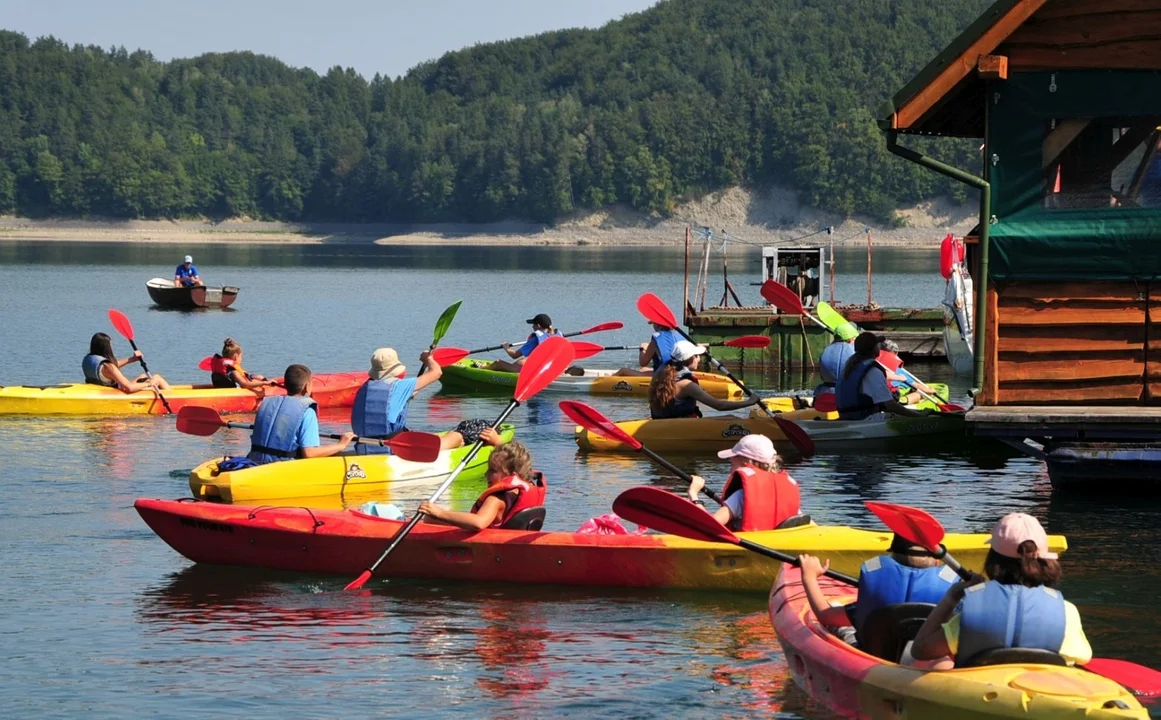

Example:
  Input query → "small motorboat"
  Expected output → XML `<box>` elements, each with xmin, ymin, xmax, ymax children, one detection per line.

<box><xmin>146</xmin><ymin>278</ymin><xmax>239</xmax><ymax>309</ymax></box>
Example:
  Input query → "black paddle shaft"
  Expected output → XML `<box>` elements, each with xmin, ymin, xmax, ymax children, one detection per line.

<box><xmin>638</xmin><ymin>445</ymin><xmax>724</xmax><ymax>505</ymax></box>
<box><xmin>124</xmin><ymin>337</ymin><xmax>174</xmax><ymax>414</ymax></box>
<box><xmin>738</xmin><ymin>537</ymin><xmax>858</xmax><ymax>585</ymax></box>
<box><xmin>221</xmin><ymin>420</ymin><xmax>391</xmax><ymax>447</ymax></box>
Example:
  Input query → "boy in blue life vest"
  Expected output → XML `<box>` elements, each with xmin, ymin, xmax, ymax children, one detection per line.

<box><xmin>835</xmin><ymin>332</ymin><xmax>933</xmax><ymax>421</ymax></box>
<box><xmin>174</xmin><ymin>255</ymin><xmax>203</xmax><ymax>287</ymax></box>
<box><xmin>247</xmin><ymin>364</ymin><xmax>355</xmax><ymax>464</ymax></box>
<box><xmin>798</xmin><ymin>534</ymin><xmax>957</xmax><ymax>647</ymax></box>
<box><xmin>351</xmin><ymin>347</ymin><xmax>492</xmax><ymax>453</ymax></box>
<box><xmin>910</xmin><ymin>512</ymin><xmax>1091</xmax><ymax>669</ymax></box>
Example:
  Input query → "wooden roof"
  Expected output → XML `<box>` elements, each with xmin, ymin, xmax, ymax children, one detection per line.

<box><xmin>880</xmin><ymin>0</ymin><xmax>1161</xmax><ymax>138</ymax></box>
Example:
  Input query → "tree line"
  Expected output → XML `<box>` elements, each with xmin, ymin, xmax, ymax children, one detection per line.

<box><xmin>0</xmin><ymin>0</ymin><xmax>986</xmax><ymax>224</ymax></box>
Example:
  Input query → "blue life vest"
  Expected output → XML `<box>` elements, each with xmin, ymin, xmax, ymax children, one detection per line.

<box><xmin>350</xmin><ymin>378</ymin><xmax>409</xmax><ymax>455</ymax></box>
<box><xmin>521</xmin><ymin>328</ymin><xmax>563</xmax><ymax>357</ymax></box>
<box><xmin>819</xmin><ymin>341</ymin><xmax>855</xmax><ymax>385</ymax></box>
<box><xmin>82</xmin><ymin>354</ymin><xmax>115</xmax><ymax>387</ymax></box>
<box><xmin>247</xmin><ymin>396</ymin><xmax>316</xmax><ymax>465</ymax></box>
<box><xmin>651</xmin><ymin>368</ymin><xmax>702</xmax><ymax>419</ymax></box>
<box><xmin>836</xmin><ymin>357</ymin><xmax>881</xmax><ymax>420</ymax></box>
<box><xmin>651</xmin><ymin>329</ymin><xmax>683</xmax><ymax>370</ymax></box>
<box><xmin>956</xmin><ymin>581</ymin><xmax>1067</xmax><ymax>667</ymax></box>
<box><xmin>851</xmin><ymin>555</ymin><xmax>957</xmax><ymax>636</ymax></box>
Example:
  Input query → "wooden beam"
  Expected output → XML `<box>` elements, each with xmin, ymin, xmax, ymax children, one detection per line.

<box><xmin>1006</xmin><ymin>10</ymin><xmax>1161</xmax><ymax>45</ymax></box>
<box><xmin>1000</xmin><ymin>333</ymin><xmax>1145</xmax><ymax>353</ymax></box>
<box><xmin>1000</xmin><ymin>281</ymin><xmax>1143</xmax><ymax>303</ymax></box>
<box><xmin>998</xmin><ymin>381</ymin><xmax>1144</xmax><ymax>404</ymax></box>
<box><xmin>1007</xmin><ymin>39</ymin><xmax>1161</xmax><ymax>70</ymax></box>
<box><xmin>1001</xmin><ymin>305</ymin><xmax>1147</xmax><ymax>325</ymax></box>
<box><xmin>978</xmin><ymin>54</ymin><xmax>1009</xmax><ymax>79</ymax></box>
<box><xmin>1041</xmin><ymin>119</ymin><xmax>1092</xmax><ymax>170</ymax></box>
<box><xmin>895</xmin><ymin>0</ymin><xmax>1049</xmax><ymax>130</ymax></box>
<box><xmin>983</xmin><ymin>287</ymin><xmax>1000</xmax><ymax>404</ymax></box>
<box><xmin>998</xmin><ymin>357</ymin><xmax>1144</xmax><ymax>381</ymax></box>
<box><xmin>1030</xmin><ymin>0</ymin><xmax>1161</xmax><ymax>22</ymax></box>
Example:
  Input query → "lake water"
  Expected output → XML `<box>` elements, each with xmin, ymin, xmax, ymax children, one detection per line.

<box><xmin>0</xmin><ymin>241</ymin><xmax>1157</xmax><ymax>719</ymax></box>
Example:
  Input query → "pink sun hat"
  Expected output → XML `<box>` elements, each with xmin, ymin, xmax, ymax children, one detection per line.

<box><xmin>986</xmin><ymin>513</ymin><xmax>1058</xmax><ymax>560</ymax></box>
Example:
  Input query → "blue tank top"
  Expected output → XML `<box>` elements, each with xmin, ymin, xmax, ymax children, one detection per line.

<box><xmin>82</xmin><ymin>354</ymin><xmax>115</xmax><ymax>387</ymax></box>
<box><xmin>247</xmin><ymin>396</ymin><xmax>316</xmax><ymax>465</ymax></box>
<box><xmin>956</xmin><ymin>581</ymin><xmax>1067</xmax><ymax>667</ymax></box>
<box><xmin>851</xmin><ymin>555</ymin><xmax>957</xmax><ymax>636</ymax></box>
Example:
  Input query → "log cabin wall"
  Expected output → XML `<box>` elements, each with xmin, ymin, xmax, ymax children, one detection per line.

<box><xmin>982</xmin><ymin>281</ymin><xmax>1152</xmax><ymax>405</ymax></box>
<box><xmin>1001</xmin><ymin>0</ymin><xmax>1161</xmax><ymax>72</ymax></box>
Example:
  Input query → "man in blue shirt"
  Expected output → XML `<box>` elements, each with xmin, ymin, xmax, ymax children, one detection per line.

<box><xmin>174</xmin><ymin>255</ymin><xmax>203</xmax><ymax>287</ymax></box>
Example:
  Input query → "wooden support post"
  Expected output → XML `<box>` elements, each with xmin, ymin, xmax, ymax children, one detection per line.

<box><xmin>977</xmin><ymin>55</ymin><xmax>1008</xmax><ymax>80</ymax></box>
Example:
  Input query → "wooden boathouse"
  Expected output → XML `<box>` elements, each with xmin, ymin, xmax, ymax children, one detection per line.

<box><xmin>882</xmin><ymin>0</ymin><xmax>1161</xmax><ymax>488</ymax></box>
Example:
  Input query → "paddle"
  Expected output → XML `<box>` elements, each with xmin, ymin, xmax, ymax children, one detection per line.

<box><xmin>816</xmin><ymin>302</ymin><xmax>851</xmax><ymax>335</ymax></box>
<box><xmin>635</xmin><ymin>292</ymin><xmax>774</xmax><ymax>418</ymax></box>
<box><xmin>593</xmin><ymin>335</ymin><xmax>772</xmax><ymax>352</ymax></box>
<box><xmin>107</xmin><ymin>309</ymin><xmax>173</xmax><ymax>414</ymax></box>
<box><xmin>612</xmin><ymin>486</ymin><xmax>857</xmax><ymax>584</ymax></box>
<box><xmin>875</xmin><ymin>350</ymin><xmax>965</xmax><ymax>412</ymax></box>
<box><xmin>432</xmin><ymin>339</ymin><xmax>603</xmax><ymax>367</ymax></box>
<box><xmin>344</xmin><ymin>335</ymin><xmax>575</xmax><ymax>591</ymax></box>
<box><xmin>865</xmin><ymin>501</ymin><xmax>1161</xmax><ymax>696</ymax></box>
<box><xmin>175</xmin><ymin>406</ymin><xmax>442</xmax><ymax>462</ymax></box>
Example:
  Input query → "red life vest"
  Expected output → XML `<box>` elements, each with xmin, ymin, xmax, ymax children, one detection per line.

<box><xmin>470</xmin><ymin>472</ymin><xmax>547</xmax><ymax>528</ymax></box>
<box><xmin>721</xmin><ymin>466</ymin><xmax>801</xmax><ymax>531</ymax></box>
<box><xmin>210</xmin><ymin>354</ymin><xmax>236</xmax><ymax>376</ymax></box>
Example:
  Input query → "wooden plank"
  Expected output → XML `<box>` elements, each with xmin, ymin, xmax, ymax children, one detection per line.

<box><xmin>1000</xmin><ymin>332</ymin><xmax>1145</xmax><ymax>353</ymax></box>
<box><xmin>968</xmin><ymin>404</ymin><xmax>1161</xmax><ymax>423</ymax></box>
<box><xmin>1007</xmin><ymin>11</ymin><xmax>1161</xmax><ymax>46</ymax></box>
<box><xmin>982</xmin><ymin>287</ymin><xmax>1000</xmax><ymax>404</ymax></box>
<box><xmin>1031</xmin><ymin>0</ymin><xmax>1161</xmax><ymax>21</ymax></box>
<box><xmin>1000</xmin><ymin>304</ymin><xmax>1146</xmax><ymax>325</ymax></box>
<box><xmin>894</xmin><ymin>0</ymin><xmax>1050</xmax><ymax>130</ymax></box>
<box><xmin>1007</xmin><ymin>40</ymin><xmax>1161</xmax><ymax>70</ymax></box>
<box><xmin>998</xmin><ymin>356</ymin><xmax>1144</xmax><ymax>381</ymax></box>
<box><xmin>1042</xmin><ymin>119</ymin><xmax>1092</xmax><ymax>169</ymax></box>
<box><xmin>998</xmin><ymin>381</ymin><xmax>1144</xmax><ymax>404</ymax></box>
<box><xmin>1147</xmin><ymin>384</ymin><xmax>1161</xmax><ymax>403</ymax></box>
<box><xmin>978</xmin><ymin>54</ymin><xmax>1009</xmax><ymax>79</ymax></box>
<box><xmin>999</xmin><ymin>282</ymin><xmax>1143</xmax><ymax>303</ymax></box>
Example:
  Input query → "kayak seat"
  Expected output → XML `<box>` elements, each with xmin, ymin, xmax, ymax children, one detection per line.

<box><xmin>501</xmin><ymin>507</ymin><xmax>546</xmax><ymax>531</ymax></box>
<box><xmin>960</xmin><ymin>647</ymin><xmax>1067</xmax><ymax>669</ymax></box>
<box><xmin>774</xmin><ymin>513</ymin><xmax>812</xmax><ymax>529</ymax></box>
<box><xmin>858</xmin><ymin>603</ymin><xmax>936</xmax><ymax>662</ymax></box>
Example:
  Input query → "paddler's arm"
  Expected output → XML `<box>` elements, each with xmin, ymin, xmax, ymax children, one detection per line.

<box><xmin>638</xmin><ymin>337</ymin><xmax>659</xmax><ymax>368</ymax></box>
<box><xmin>798</xmin><ymin>554</ymin><xmax>853</xmax><ymax>628</ymax></box>
<box><xmin>910</xmin><ymin>576</ymin><xmax>981</xmax><ymax>661</ymax></box>
<box><xmin>500</xmin><ymin>341</ymin><xmax>524</xmax><ymax>359</ymax></box>
<box><xmin>116</xmin><ymin>350</ymin><xmax>144</xmax><ymax>369</ymax></box>
<box><xmin>412</xmin><ymin>351</ymin><xmax>442</xmax><ymax>392</ymax></box>
<box><xmin>418</xmin><ymin>495</ymin><xmax>505</xmax><ymax>531</ymax></box>
<box><xmin>882</xmin><ymin>400</ymin><xmax>934</xmax><ymax>417</ymax></box>
<box><xmin>684</xmin><ymin>383</ymin><xmax>762</xmax><ymax>412</ymax></box>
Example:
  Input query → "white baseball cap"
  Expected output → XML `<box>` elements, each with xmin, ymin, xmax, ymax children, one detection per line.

<box><xmin>717</xmin><ymin>434</ymin><xmax>777</xmax><ymax>463</ymax></box>
<box><xmin>671</xmin><ymin>340</ymin><xmax>707</xmax><ymax>363</ymax></box>
<box><xmin>184</xmin><ymin>255</ymin><xmax>193</xmax><ymax>263</ymax></box>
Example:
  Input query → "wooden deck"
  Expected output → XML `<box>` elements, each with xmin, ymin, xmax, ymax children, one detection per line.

<box><xmin>967</xmin><ymin>405</ymin><xmax>1161</xmax><ymax>440</ymax></box>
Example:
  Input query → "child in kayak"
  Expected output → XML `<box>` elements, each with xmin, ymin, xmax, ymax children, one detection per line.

<box><xmin>82</xmin><ymin>332</ymin><xmax>171</xmax><ymax>393</ymax></box>
<box><xmin>247</xmin><ymin>364</ymin><xmax>355</xmax><ymax>464</ymax></box>
<box><xmin>687</xmin><ymin>435</ymin><xmax>801</xmax><ymax>531</ymax></box>
<box><xmin>910</xmin><ymin>512</ymin><xmax>1092</xmax><ymax>668</ymax></box>
<box><xmin>485</xmin><ymin>314</ymin><xmax>565</xmax><ymax>373</ymax></box>
<box><xmin>210</xmin><ymin>338</ymin><xmax>276</xmax><ymax>391</ymax></box>
<box><xmin>796</xmin><ymin>537</ymin><xmax>957</xmax><ymax>648</ymax></box>
<box><xmin>649</xmin><ymin>340</ymin><xmax>759</xmax><ymax>419</ymax></box>
<box><xmin>418</xmin><ymin>427</ymin><xmax>546</xmax><ymax>531</ymax></box>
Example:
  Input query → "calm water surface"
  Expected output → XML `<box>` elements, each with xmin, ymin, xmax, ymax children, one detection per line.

<box><xmin>0</xmin><ymin>242</ymin><xmax>1157</xmax><ymax>719</ymax></box>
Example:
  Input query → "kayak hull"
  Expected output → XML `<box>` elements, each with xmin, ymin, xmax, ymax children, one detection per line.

<box><xmin>439</xmin><ymin>359</ymin><xmax>745</xmax><ymax>398</ymax></box>
<box><xmin>133</xmin><ymin>499</ymin><xmax>1046</xmax><ymax>592</ymax></box>
<box><xmin>0</xmin><ymin>371</ymin><xmax>366</xmax><ymax>416</ymax></box>
<box><xmin>770</xmin><ymin>565</ymin><xmax>1144</xmax><ymax>719</ymax></box>
<box><xmin>189</xmin><ymin>424</ymin><xmax>516</xmax><ymax>503</ymax></box>
<box><xmin>575</xmin><ymin>410</ymin><xmax>965</xmax><ymax>453</ymax></box>
<box><xmin>147</xmin><ymin>277</ymin><xmax>239</xmax><ymax>309</ymax></box>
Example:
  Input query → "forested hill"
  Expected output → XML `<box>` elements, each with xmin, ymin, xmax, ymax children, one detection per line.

<box><xmin>0</xmin><ymin>0</ymin><xmax>988</xmax><ymax>224</ymax></box>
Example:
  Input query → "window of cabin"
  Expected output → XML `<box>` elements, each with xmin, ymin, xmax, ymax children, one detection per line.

<box><xmin>1043</xmin><ymin>117</ymin><xmax>1161</xmax><ymax>209</ymax></box>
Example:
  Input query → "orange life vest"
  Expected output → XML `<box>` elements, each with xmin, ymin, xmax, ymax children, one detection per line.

<box><xmin>470</xmin><ymin>472</ymin><xmax>547</xmax><ymax>528</ymax></box>
<box><xmin>721</xmin><ymin>466</ymin><xmax>801</xmax><ymax>531</ymax></box>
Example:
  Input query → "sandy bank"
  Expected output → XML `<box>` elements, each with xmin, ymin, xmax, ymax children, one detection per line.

<box><xmin>0</xmin><ymin>186</ymin><xmax>976</xmax><ymax>248</ymax></box>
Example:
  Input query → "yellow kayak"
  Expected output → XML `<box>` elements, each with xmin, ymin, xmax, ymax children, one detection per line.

<box><xmin>439</xmin><ymin>359</ymin><xmax>748</xmax><ymax>398</ymax></box>
<box><xmin>574</xmin><ymin>411</ymin><xmax>829</xmax><ymax>452</ymax></box>
<box><xmin>190</xmin><ymin>424</ymin><xmax>516</xmax><ymax>503</ymax></box>
<box><xmin>772</xmin><ymin>565</ymin><xmax>1144</xmax><ymax>718</ymax></box>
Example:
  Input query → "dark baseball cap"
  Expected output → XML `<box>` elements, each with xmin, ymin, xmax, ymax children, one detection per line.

<box><xmin>526</xmin><ymin>313</ymin><xmax>552</xmax><ymax>327</ymax></box>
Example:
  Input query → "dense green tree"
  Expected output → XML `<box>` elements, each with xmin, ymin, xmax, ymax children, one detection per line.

<box><xmin>0</xmin><ymin>0</ymin><xmax>988</xmax><ymax>223</ymax></box>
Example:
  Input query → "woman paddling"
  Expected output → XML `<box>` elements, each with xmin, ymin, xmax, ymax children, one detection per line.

<box><xmin>82</xmin><ymin>332</ymin><xmax>171</xmax><ymax>393</ymax></box>
<box><xmin>909</xmin><ymin>512</ymin><xmax>1092</xmax><ymax>669</ymax></box>
<box><xmin>649</xmin><ymin>340</ymin><xmax>758</xmax><ymax>419</ymax></box>
<box><xmin>209</xmin><ymin>338</ymin><xmax>276</xmax><ymax>391</ymax></box>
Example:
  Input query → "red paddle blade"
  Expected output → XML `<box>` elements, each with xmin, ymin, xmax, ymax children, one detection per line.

<box><xmin>514</xmin><ymin>335</ymin><xmax>575</xmax><ymax>402</ymax></box>
<box><xmin>580</xmin><ymin>321</ymin><xmax>624</xmax><ymax>334</ymax></box>
<box><xmin>431</xmin><ymin>347</ymin><xmax>470</xmax><ymax>365</ymax></box>
<box><xmin>813</xmin><ymin>393</ymin><xmax>838</xmax><ymax>413</ymax></box>
<box><xmin>636</xmin><ymin>293</ymin><xmax>678</xmax><ymax>329</ymax></box>
<box><xmin>569</xmin><ymin>341</ymin><xmax>604</xmax><ymax>360</ymax></box>
<box><xmin>559</xmin><ymin>400</ymin><xmax>643</xmax><ymax>451</ymax></box>
<box><xmin>345</xmin><ymin>570</ymin><xmax>372</xmax><ymax>591</ymax></box>
<box><xmin>939</xmin><ymin>403</ymin><xmax>967</xmax><ymax>413</ymax></box>
<box><xmin>1082</xmin><ymin>657</ymin><xmax>1161</xmax><ymax>697</ymax></box>
<box><xmin>723</xmin><ymin>335</ymin><xmax>771</xmax><ymax>349</ymax></box>
<box><xmin>197</xmin><ymin>356</ymin><xmax>214</xmax><ymax>372</ymax></box>
<box><xmin>774</xmin><ymin>416</ymin><xmax>815</xmax><ymax>457</ymax></box>
<box><xmin>864</xmin><ymin>501</ymin><xmax>946</xmax><ymax>553</ymax></box>
<box><xmin>877</xmin><ymin>349</ymin><xmax>903</xmax><ymax>372</ymax></box>
<box><xmin>612</xmin><ymin>486</ymin><xmax>739</xmax><ymax>545</ymax></box>
<box><xmin>107</xmin><ymin>309</ymin><xmax>134</xmax><ymax>341</ymax></box>
<box><xmin>760</xmin><ymin>280</ymin><xmax>806</xmax><ymax>315</ymax></box>
<box><xmin>174</xmin><ymin>406</ymin><xmax>227</xmax><ymax>436</ymax></box>
<box><xmin>385</xmin><ymin>431</ymin><xmax>443</xmax><ymax>463</ymax></box>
